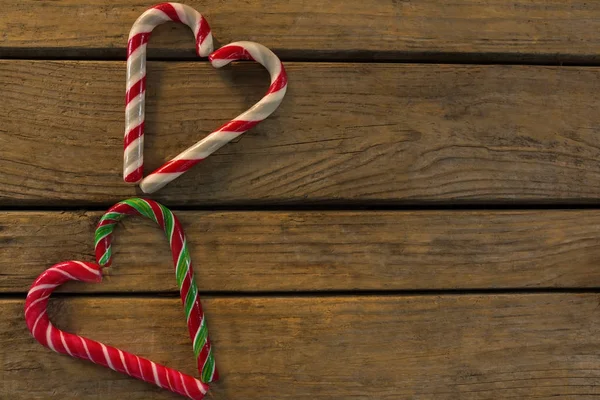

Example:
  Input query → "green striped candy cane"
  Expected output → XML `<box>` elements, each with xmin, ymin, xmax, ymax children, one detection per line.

<box><xmin>94</xmin><ymin>198</ymin><xmax>218</xmax><ymax>383</ymax></box>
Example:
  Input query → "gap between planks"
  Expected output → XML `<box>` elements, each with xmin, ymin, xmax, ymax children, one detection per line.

<box><xmin>6</xmin><ymin>288</ymin><xmax>600</xmax><ymax>301</ymax></box>
<box><xmin>5</xmin><ymin>54</ymin><xmax>600</xmax><ymax>67</ymax></box>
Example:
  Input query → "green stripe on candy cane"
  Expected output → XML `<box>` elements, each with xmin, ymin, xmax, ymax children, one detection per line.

<box><xmin>202</xmin><ymin>350</ymin><xmax>216</xmax><ymax>383</ymax></box>
<box><xmin>193</xmin><ymin>318</ymin><xmax>208</xmax><ymax>357</ymax></box>
<box><xmin>127</xmin><ymin>197</ymin><xmax>157</xmax><ymax>222</ymax></box>
<box><xmin>177</xmin><ymin>241</ymin><xmax>192</xmax><ymax>287</ymax></box>
<box><xmin>161</xmin><ymin>203</ymin><xmax>175</xmax><ymax>242</ymax></box>
<box><xmin>93</xmin><ymin>198</ymin><xmax>218</xmax><ymax>383</ymax></box>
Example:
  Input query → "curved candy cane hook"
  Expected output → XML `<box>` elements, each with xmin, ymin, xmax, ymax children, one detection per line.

<box><xmin>24</xmin><ymin>261</ymin><xmax>209</xmax><ymax>400</ymax></box>
<box><xmin>139</xmin><ymin>41</ymin><xmax>288</xmax><ymax>194</ymax></box>
<box><xmin>124</xmin><ymin>2</ymin><xmax>214</xmax><ymax>183</ymax></box>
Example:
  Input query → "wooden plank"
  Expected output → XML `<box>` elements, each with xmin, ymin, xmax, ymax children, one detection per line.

<box><xmin>4</xmin><ymin>210</ymin><xmax>600</xmax><ymax>293</ymax></box>
<box><xmin>3</xmin><ymin>61</ymin><xmax>600</xmax><ymax>206</ymax></box>
<box><xmin>3</xmin><ymin>1</ymin><xmax>600</xmax><ymax>62</ymax></box>
<box><xmin>3</xmin><ymin>294</ymin><xmax>600</xmax><ymax>399</ymax></box>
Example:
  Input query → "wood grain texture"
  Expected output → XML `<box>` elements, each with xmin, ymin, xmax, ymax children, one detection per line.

<box><xmin>4</xmin><ymin>294</ymin><xmax>600</xmax><ymax>399</ymax></box>
<box><xmin>4</xmin><ymin>210</ymin><xmax>600</xmax><ymax>293</ymax></box>
<box><xmin>3</xmin><ymin>1</ymin><xmax>600</xmax><ymax>62</ymax></box>
<box><xmin>3</xmin><ymin>61</ymin><xmax>600</xmax><ymax>206</ymax></box>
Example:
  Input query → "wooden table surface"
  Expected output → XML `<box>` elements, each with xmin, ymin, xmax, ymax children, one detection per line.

<box><xmin>2</xmin><ymin>1</ymin><xmax>600</xmax><ymax>399</ymax></box>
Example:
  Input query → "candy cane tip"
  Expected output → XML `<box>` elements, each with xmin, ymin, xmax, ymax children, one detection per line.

<box><xmin>124</xmin><ymin>174</ymin><xmax>143</xmax><ymax>184</ymax></box>
<box><xmin>209</xmin><ymin>58</ymin><xmax>233</xmax><ymax>69</ymax></box>
<box><xmin>124</xmin><ymin>166</ymin><xmax>143</xmax><ymax>183</ymax></box>
<box><xmin>138</xmin><ymin>180</ymin><xmax>163</xmax><ymax>194</ymax></box>
<box><xmin>197</xmin><ymin>33</ymin><xmax>214</xmax><ymax>57</ymax></box>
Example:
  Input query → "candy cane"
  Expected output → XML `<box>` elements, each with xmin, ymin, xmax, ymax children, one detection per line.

<box><xmin>124</xmin><ymin>2</ymin><xmax>214</xmax><ymax>184</ymax></box>
<box><xmin>138</xmin><ymin>41</ymin><xmax>288</xmax><ymax>193</ymax></box>
<box><xmin>94</xmin><ymin>198</ymin><xmax>217</xmax><ymax>383</ymax></box>
<box><xmin>24</xmin><ymin>261</ymin><xmax>209</xmax><ymax>400</ymax></box>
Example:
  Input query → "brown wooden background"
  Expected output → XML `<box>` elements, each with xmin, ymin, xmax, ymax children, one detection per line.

<box><xmin>2</xmin><ymin>1</ymin><xmax>600</xmax><ymax>399</ymax></box>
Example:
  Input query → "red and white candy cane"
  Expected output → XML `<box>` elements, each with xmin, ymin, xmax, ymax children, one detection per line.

<box><xmin>138</xmin><ymin>41</ymin><xmax>288</xmax><ymax>194</ymax></box>
<box><xmin>122</xmin><ymin>3</ymin><xmax>287</xmax><ymax>193</ymax></box>
<box><xmin>24</xmin><ymin>261</ymin><xmax>209</xmax><ymax>400</ymax></box>
<box><xmin>124</xmin><ymin>2</ymin><xmax>214</xmax><ymax>184</ymax></box>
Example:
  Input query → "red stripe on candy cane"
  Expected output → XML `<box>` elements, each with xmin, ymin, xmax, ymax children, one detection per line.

<box><xmin>154</xmin><ymin>3</ymin><xmax>182</xmax><ymax>23</ymax></box>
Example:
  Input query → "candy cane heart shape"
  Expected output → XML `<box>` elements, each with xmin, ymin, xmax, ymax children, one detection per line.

<box><xmin>94</xmin><ymin>198</ymin><xmax>218</xmax><ymax>383</ymax></box>
<box><xmin>137</xmin><ymin>41</ymin><xmax>288</xmax><ymax>194</ymax></box>
<box><xmin>24</xmin><ymin>261</ymin><xmax>209</xmax><ymax>400</ymax></box>
<box><xmin>124</xmin><ymin>2</ymin><xmax>214</xmax><ymax>184</ymax></box>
